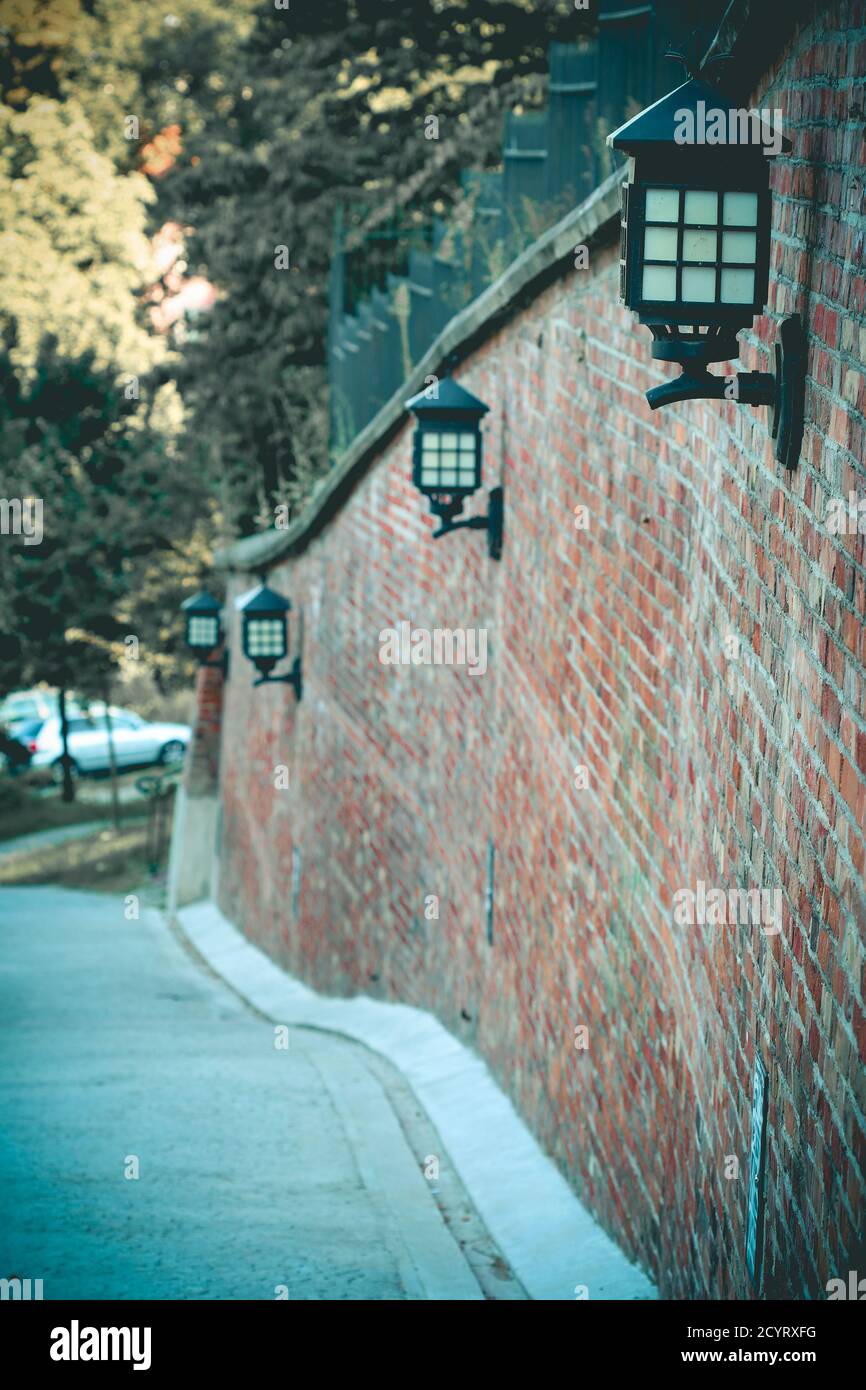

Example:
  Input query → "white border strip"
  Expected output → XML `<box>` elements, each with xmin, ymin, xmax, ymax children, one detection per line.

<box><xmin>176</xmin><ymin>900</ymin><xmax>657</xmax><ymax>1302</ymax></box>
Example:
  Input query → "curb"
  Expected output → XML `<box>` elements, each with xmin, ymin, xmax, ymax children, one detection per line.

<box><xmin>175</xmin><ymin>899</ymin><xmax>658</xmax><ymax>1302</ymax></box>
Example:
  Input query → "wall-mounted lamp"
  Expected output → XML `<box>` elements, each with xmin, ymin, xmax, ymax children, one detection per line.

<box><xmin>181</xmin><ymin>589</ymin><xmax>228</xmax><ymax>675</ymax></box>
<box><xmin>608</xmin><ymin>76</ymin><xmax>805</xmax><ymax>469</ymax></box>
<box><xmin>405</xmin><ymin>376</ymin><xmax>503</xmax><ymax>559</ymax></box>
<box><xmin>235</xmin><ymin>583</ymin><xmax>302</xmax><ymax>699</ymax></box>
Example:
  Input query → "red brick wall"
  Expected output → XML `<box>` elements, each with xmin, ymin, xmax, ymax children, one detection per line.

<box><xmin>213</xmin><ymin>1</ymin><xmax>865</xmax><ymax>1298</ymax></box>
<box><xmin>184</xmin><ymin>659</ymin><xmax>224</xmax><ymax>798</ymax></box>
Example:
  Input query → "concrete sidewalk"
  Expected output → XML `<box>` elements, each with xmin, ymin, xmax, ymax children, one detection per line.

<box><xmin>0</xmin><ymin>819</ymin><xmax>114</xmax><ymax>860</ymax></box>
<box><xmin>177</xmin><ymin>900</ymin><xmax>658</xmax><ymax>1302</ymax></box>
<box><xmin>0</xmin><ymin>886</ymin><xmax>489</xmax><ymax>1300</ymax></box>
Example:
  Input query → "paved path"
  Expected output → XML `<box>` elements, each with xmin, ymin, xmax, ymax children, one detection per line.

<box><xmin>0</xmin><ymin>887</ymin><xmax>485</xmax><ymax>1300</ymax></box>
<box><xmin>0</xmin><ymin>820</ymin><xmax>114</xmax><ymax>860</ymax></box>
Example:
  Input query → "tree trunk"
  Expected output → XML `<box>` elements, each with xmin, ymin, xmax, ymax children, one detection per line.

<box><xmin>58</xmin><ymin>687</ymin><xmax>75</xmax><ymax>803</ymax></box>
<box><xmin>102</xmin><ymin>697</ymin><xmax>121</xmax><ymax>830</ymax></box>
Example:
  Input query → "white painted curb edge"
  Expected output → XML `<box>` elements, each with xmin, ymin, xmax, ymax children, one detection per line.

<box><xmin>175</xmin><ymin>900</ymin><xmax>658</xmax><ymax>1302</ymax></box>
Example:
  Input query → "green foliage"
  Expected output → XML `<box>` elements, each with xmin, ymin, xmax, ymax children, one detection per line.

<box><xmin>0</xmin><ymin>340</ymin><xmax>195</xmax><ymax>701</ymax></box>
<box><xmin>0</xmin><ymin>97</ymin><xmax>161</xmax><ymax>378</ymax></box>
<box><xmin>0</xmin><ymin>0</ymin><xmax>81</xmax><ymax>107</ymax></box>
<box><xmin>0</xmin><ymin>0</ymin><xmax>257</xmax><ymax>160</ymax></box>
<box><xmin>0</xmin><ymin>28</ymin><xmax>206</xmax><ymax>703</ymax></box>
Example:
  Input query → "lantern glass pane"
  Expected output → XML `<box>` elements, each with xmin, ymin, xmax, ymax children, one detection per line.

<box><xmin>644</xmin><ymin>226</ymin><xmax>678</xmax><ymax>260</ymax></box>
<box><xmin>682</xmin><ymin>267</ymin><xmax>716</xmax><ymax>301</ymax></box>
<box><xmin>682</xmin><ymin>229</ymin><xmax>716</xmax><ymax>262</ymax></box>
<box><xmin>721</xmin><ymin>231</ymin><xmax>756</xmax><ymax>264</ymax></box>
<box><xmin>684</xmin><ymin>190</ymin><xmax>718</xmax><ymax>224</ymax></box>
<box><xmin>720</xmin><ymin>269</ymin><xmax>755</xmax><ymax>303</ymax></box>
<box><xmin>642</xmin><ymin>265</ymin><xmax>676</xmax><ymax>300</ymax></box>
<box><xmin>723</xmin><ymin>192</ymin><xmax>758</xmax><ymax>226</ymax></box>
<box><xmin>421</xmin><ymin>433</ymin><xmax>439</xmax><ymax>484</ymax></box>
<box><xmin>417</xmin><ymin>429</ymin><xmax>478</xmax><ymax>491</ymax></box>
<box><xmin>645</xmin><ymin>188</ymin><xmax>679</xmax><ymax>222</ymax></box>
<box><xmin>247</xmin><ymin>617</ymin><xmax>286</xmax><ymax>658</ymax></box>
<box><xmin>636</xmin><ymin>180</ymin><xmax>766</xmax><ymax>313</ymax></box>
<box><xmin>188</xmin><ymin>615</ymin><xmax>219</xmax><ymax>648</ymax></box>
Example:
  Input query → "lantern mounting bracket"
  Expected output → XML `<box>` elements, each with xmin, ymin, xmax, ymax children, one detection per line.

<box><xmin>645</xmin><ymin>316</ymin><xmax>806</xmax><ymax>470</ymax></box>
<box><xmin>252</xmin><ymin>654</ymin><xmax>303</xmax><ymax>700</ymax></box>
<box><xmin>430</xmin><ymin>486</ymin><xmax>503</xmax><ymax>560</ymax></box>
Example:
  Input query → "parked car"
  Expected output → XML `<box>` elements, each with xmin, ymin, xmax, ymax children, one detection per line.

<box><xmin>0</xmin><ymin>690</ymin><xmax>61</xmax><ymax>737</ymax></box>
<box><xmin>28</xmin><ymin>709</ymin><xmax>191</xmax><ymax>781</ymax></box>
<box><xmin>0</xmin><ymin>717</ymin><xmax>46</xmax><ymax>772</ymax></box>
<box><xmin>0</xmin><ymin>719</ymin><xmax>42</xmax><ymax>774</ymax></box>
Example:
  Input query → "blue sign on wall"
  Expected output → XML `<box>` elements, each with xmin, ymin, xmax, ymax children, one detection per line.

<box><xmin>746</xmin><ymin>1054</ymin><xmax>769</xmax><ymax>1286</ymax></box>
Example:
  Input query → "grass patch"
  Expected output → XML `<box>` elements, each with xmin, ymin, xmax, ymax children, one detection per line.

<box><xmin>0</xmin><ymin>821</ymin><xmax>161</xmax><ymax>894</ymax></box>
<box><xmin>0</xmin><ymin>775</ymin><xmax>150</xmax><ymax>843</ymax></box>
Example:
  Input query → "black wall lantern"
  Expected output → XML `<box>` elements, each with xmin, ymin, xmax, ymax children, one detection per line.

<box><xmin>608</xmin><ymin>76</ymin><xmax>805</xmax><ymax>468</ymax></box>
<box><xmin>181</xmin><ymin>589</ymin><xmax>228</xmax><ymax>674</ymax></box>
<box><xmin>235</xmin><ymin>583</ymin><xmax>302</xmax><ymax>699</ymax></box>
<box><xmin>405</xmin><ymin>376</ymin><xmax>503</xmax><ymax>559</ymax></box>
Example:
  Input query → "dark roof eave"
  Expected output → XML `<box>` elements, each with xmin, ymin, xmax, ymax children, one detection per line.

<box><xmin>608</xmin><ymin>76</ymin><xmax>792</xmax><ymax>154</ymax></box>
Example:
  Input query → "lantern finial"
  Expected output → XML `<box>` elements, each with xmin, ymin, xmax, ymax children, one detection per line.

<box><xmin>664</xmin><ymin>28</ymin><xmax>732</xmax><ymax>83</ymax></box>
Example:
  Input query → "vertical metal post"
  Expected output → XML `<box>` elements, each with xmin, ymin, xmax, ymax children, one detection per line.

<box><xmin>746</xmin><ymin>1054</ymin><xmax>769</xmax><ymax>1288</ymax></box>
<box><xmin>485</xmin><ymin>839</ymin><xmax>495</xmax><ymax>945</ymax></box>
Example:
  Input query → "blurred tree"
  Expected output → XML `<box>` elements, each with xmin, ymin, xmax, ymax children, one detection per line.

<box><xmin>0</xmin><ymin>96</ymin><xmax>163</xmax><ymax>378</ymax></box>
<box><xmin>0</xmin><ymin>94</ymin><xmax>204</xmax><ymax>794</ymax></box>
<box><xmin>0</xmin><ymin>0</ymin><xmax>81</xmax><ymax>107</ymax></box>
<box><xmin>0</xmin><ymin>343</ymin><xmax>181</xmax><ymax>795</ymax></box>
<box><xmin>0</xmin><ymin>0</ymin><xmax>256</xmax><ymax>159</ymax></box>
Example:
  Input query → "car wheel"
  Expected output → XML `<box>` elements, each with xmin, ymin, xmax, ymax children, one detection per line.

<box><xmin>159</xmin><ymin>740</ymin><xmax>186</xmax><ymax>766</ymax></box>
<box><xmin>51</xmin><ymin>757</ymin><xmax>79</xmax><ymax>785</ymax></box>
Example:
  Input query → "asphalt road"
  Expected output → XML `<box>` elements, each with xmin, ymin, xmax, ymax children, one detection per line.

<box><xmin>0</xmin><ymin>886</ymin><xmax>484</xmax><ymax>1300</ymax></box>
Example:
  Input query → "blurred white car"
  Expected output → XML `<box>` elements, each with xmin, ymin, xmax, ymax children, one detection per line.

<box><xmin>0</xmin><ymin>689</ymin><xmax>61</xmax><ymax>735</ymax></box>
<box><xmin>28</xmin><ymin>709</ymin><xmax>191</xmax><ymax>781</ymax></box>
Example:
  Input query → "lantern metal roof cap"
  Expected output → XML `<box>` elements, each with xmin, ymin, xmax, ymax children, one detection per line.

<box><xmin>405</xmin><ymin>375</ymin><xmax>490</xmax><ymax>418</ymax></box>
<box><xmin>234</xmin><ymin>583</ymin><xmax>291</xmax><ymax>613</ymax></box>
<box><xmin>181</xmin><ymin>588</ymin><xmax>222</xmax><ymax>615</ymax></box>
<box><xmin>607</xmin><ymin>77</ymin><xmax>791</xmax><ymax>154</ymax></box>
